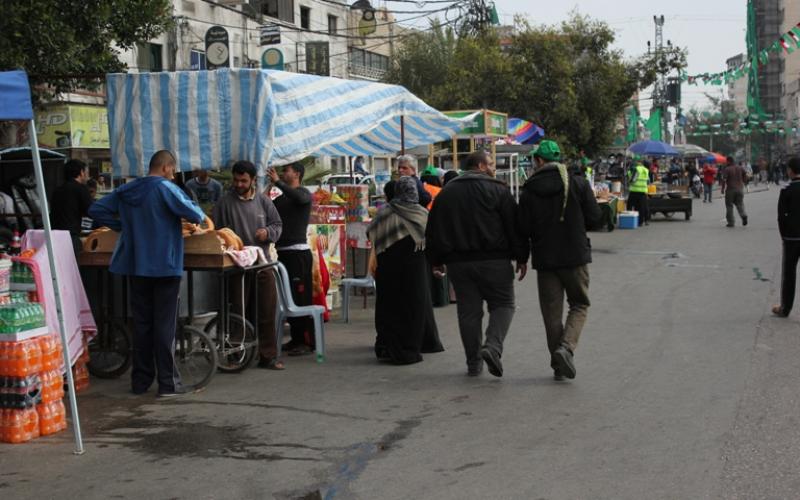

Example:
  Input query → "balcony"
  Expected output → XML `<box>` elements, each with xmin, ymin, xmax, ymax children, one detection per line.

<box><xmin>348</xmin><ymin>63</ymin><xmax>387</xmax><ymax>81</ymax></box>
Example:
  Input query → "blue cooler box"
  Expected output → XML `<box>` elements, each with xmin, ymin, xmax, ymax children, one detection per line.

<box><xmin>618</xmin><ymin>212</ymin><xmax>638</xmax><ymax>229</ymax></box>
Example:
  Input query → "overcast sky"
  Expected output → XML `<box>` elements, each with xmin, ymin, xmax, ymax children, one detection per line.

<box><xmin>394</xmin><ymin>0</ymin><xmax>748</xmax><ymax>115</ymax></box>
<box><xmin>492</xmin><ymin>0</ymin><xmax>747</xmax><ymax>114</ymax></box>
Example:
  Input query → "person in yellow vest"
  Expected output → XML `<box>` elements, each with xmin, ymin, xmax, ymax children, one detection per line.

<box><xmin>420</xmin><ymin>165</ymin><xmax>443</xmax><ymax>210</ymax></box>
<box><xmin>627</xmin><ymin>158</ymin><xmax>650</xmax><ymax>226</ymax></box>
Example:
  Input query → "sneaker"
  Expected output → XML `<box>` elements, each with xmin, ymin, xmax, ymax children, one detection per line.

<box><xmin>480</xmin><ymin>347</ymin><xmax>503</xmax><ymax>378</ymax></box>
<box><xmin>553</xmin><ymin>373</ymin><xmax>566</xmax><ymax>382</ymax></box>
<box><xmin>742</xmin><ymin>216</ymin><xmax>748</xmax><ymax>226</ymax></box>
<box><xmin>552</xmin><ymin>346</ymin><xmax>576</xmax><ymax>379</ymax></box>
<box><xmin>726</xmin><ymin>223</ymin><xmax>734</xmax><ymax>228</ymax></box>
<box><xmin>467</xmin><ymin>364</ymin><xmax>483</xmax><ymax>377</ymax></box>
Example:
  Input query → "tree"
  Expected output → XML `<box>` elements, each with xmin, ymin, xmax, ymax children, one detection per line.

<box><xmin>0</xmin><ymin>0</ymin><xmax>173</xmax><ymax>103</ymax></box>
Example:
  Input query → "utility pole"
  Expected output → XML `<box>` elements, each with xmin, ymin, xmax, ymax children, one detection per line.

<box><xmin>649</xmin><ymin>15</ymin><xmax>669</xmax><ymax>143</ymax></box>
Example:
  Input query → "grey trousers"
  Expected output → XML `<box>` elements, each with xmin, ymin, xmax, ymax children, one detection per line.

<box><xmin>448</xmin><ymin>260</ymin><xmax>516</xmax><ymax>369</ymax></box>
<box><xmin>725</xmin><ymin>190</ymin><xmax>747</xmax><ymax>225</ymax></box>
<box><xmin>536</xmin><ymin>265</ymin><xmax>590</xmax><ymax>365</ymax></box>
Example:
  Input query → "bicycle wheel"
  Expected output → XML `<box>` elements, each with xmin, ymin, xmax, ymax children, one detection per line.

<box><xmin>175</xmin><ymin>326</ymin><xmax>217</xmax><ymax>391</ymax></box>
<box><xmin>204</xmin><ymin>313</ymin><xmax>257</xmax><ymax>373</ymax></box>
<box><xmin>87</xmin><ymin>319</ymin><xmax>132</xmax><ymax>379</ymax></box>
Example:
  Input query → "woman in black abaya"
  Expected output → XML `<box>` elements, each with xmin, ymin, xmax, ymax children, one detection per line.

<box><xmin>368</xmin><ymin>177</ymin><xmax>437</xmax><ymax>364</ymax></box>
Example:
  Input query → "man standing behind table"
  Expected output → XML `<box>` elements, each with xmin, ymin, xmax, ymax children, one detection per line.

<box><xmin>517</xmin><ymin>140</ymin><xmax>601</xmax><ymax>381</ymax></box>
<box><xmin>721</xmin><ymin>156</ymin><xmax>748</xmax><ymax>228</ymax></box>
<box><xmin>50</xmin><ymin>159</ymin><xmax>94</xmax><ymax>256</ymax></box>
<box><xmin>213</xmin><ymin>161</ymin><xmax>284</xmax><ymax>370</ymax></box>
<box><xmin>772</xmin><ymin>158</ymin><xmax>800</xmax><ymax>318</ymax></box>
<box><xmin>426</xmin><ymin>150</ymin><xmax>528</xmax><ymax>378</ymax></box>
<box><xmin>186</xmin><ymin>168</ymin><xmax>223</xmax><ymax>206</ymax></box>
<box><xmin>269</xmin><ymin>162</ymin><xmax>315</xmax><ymax>356</ymax></box>
<box><xmin>396</xmin><ymin>155</ymin><xmax>432</xmax><ymax>208</ymax></box>
<box><xmin>89</xmin><ymin>150</ymin><xmax>205</xmax><ymax>397</ymax></box>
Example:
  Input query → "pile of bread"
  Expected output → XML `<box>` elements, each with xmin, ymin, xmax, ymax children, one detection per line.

<box><xmin>85</xmin><ymin>216</ymin><xmax>244</xmax><ymax>252</ymax></box>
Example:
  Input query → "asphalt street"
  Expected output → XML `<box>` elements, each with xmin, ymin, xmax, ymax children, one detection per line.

<box><xmin>2</xmin><ymin>186</ymin><xmax>797</xmax><ymax>500</ymax></box>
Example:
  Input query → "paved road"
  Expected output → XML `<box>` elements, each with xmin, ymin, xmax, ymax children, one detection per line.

<box><xmin>2</xmin><ymin>187</ymin><xmax>797</xmax><ymax>500</ymax></box>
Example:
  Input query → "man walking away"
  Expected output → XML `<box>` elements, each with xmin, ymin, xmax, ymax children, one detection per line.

<box><xmin>426</xmin><ymin>150</ymin><xmax>528</xmax><ymax>377</ymax></box>
<box><xmin>773</xmin><ymin>158</ymin><xmax>800</xmax><ymax>318</ymax></box>
<box><xmin>213</xmin><ymin>161</ymin><xmax>284</xmax><ymax>369</ymax></box>
<box><xmin>89</xmin><ymin>150</ymin><xmax>205</xmax><ymax>397</ymax></box>
<box><xmin>702</xmin><ymin>160</ymin><xmax>718</xmax><ymax>203</ymax></box>
<box><xmin>518</xmin><ymin>140</ymin><xmax>601</xmax><ymax>381</ymax></box>
<box><xmin>269</xmin><ymin>162</ymin><xmax>315</xmax><ymax>356</ymax></box>
<box><xmin>627</xmin><ymin>158</ymin><xmax>650</xmax><ymax>226</ymax></box>
<box><xmin>721</xmin><ymin>156</ymin><xmax>748</xmax><ymax>227</ymax></box>
<box><xmin>50</xmin><ymin>159</ymin><xmax>94</xmax><ymax>256</ymax></box>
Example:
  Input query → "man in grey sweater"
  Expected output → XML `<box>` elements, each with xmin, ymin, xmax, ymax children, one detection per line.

<box><xmin>213</xmin><ymin>161</ymin><xmax>284</xmax><ymax>369</ymax></box>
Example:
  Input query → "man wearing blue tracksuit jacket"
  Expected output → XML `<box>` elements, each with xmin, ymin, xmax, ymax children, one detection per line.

<box><xmin>89</xmin><ymin>150</ymin><xmax>205</xmax><ymax>397</ymax></box>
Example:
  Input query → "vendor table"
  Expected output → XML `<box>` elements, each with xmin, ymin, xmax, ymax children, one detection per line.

<box><xmin>647</xmin><ymin>193</ymin><xmax>693</xmax><ymax>221</ymax></box>
<box><xmin>79</xmin><ymin>251</ymin><xmax>275</xmax><ymax>386</ymax></box>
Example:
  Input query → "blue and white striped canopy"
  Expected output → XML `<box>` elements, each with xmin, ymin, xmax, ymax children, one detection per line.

<box><xmin>106</xmin><ymin>69</ymin><xmax>474</xmax><ymax>177</ymax></box>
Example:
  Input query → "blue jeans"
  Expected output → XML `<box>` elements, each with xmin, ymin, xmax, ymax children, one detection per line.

<box><xmin>703</xmin><ymin>183</ymin><xmax>713</xmax><ymax>202</ymax></box>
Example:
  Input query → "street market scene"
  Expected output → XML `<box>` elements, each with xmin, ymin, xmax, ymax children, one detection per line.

<box><xmin>2</xmin><ymin>0</ymin><xmax>800</xmax><ymax>498</ymax></box>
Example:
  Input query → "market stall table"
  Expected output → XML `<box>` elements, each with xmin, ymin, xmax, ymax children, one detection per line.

<box><xmin>647</xmin><ymin>192</ymin><xmax>693</xmax><ymax>220</ymax></box>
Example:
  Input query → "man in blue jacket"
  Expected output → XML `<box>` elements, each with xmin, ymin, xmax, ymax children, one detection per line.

<box><xmin>89</xmin><ymin>150</ymin><xmax>205</xmax><ymax>397</ymax></box>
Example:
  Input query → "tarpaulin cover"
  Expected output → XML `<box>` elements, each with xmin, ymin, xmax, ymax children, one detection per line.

<box><xmin>0</xmin><ymin>70</ymin><xmax>34</xmax><ymax>121</ymax></box>
<box><xmin>106</xmin><ymin>69</ymin><xmax>475</xmax><ymax>177</ymax></box>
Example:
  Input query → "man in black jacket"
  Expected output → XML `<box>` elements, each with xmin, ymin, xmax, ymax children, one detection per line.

<box><xmin>773</xmin><ymin>157</ymin><xmax>800</xmax><ymax>317</ymax></box>
<box><xmin>396</xmin><ymin>155</ymin><xmax>432</xmax><ymax>208</ymax></box>
<box><xmin>50</xmin><ymin>159</ymin><xmax>94</xmax><ymax>256</ymax></box>
<box><xmin>427</xmin><ymin>150</ymin><xmax>528</xmax><ymax>377</ymax></box>
<box><xmin>518</xmin><ymin>140</ymin><xmax>601</xmax><ymax>381</ymax></box>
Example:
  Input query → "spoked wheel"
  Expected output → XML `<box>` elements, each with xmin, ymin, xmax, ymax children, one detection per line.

<box><xmin>204</xmin><ymin>313</ymin><xmax>257</xmax><ymax>373</ymax></box>
<box><xmin>175</xmin><ymin>326</ymin><xmax>217</xmax><ymax>391</ymax></box>
<box><xmin>87</xmin><ymin>319</ymin><xmax>132</xmax><ymax>379</ymax></box>
<box><xmin>663</xmin><ymin>212</ymin><xmax>674</xmax><ymax>219</ymax></box>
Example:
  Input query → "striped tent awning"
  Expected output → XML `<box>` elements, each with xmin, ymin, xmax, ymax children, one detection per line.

<box><xmin>106</xmin><ymin>69</ymin><xmax>475</xmax><ymax>177</ymax></box>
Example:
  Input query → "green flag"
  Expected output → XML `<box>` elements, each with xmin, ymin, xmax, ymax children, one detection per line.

<box><xmin>626</xmin><ymin>107</ymin><xmax>639</xmax><ymax>143</ymax></box>
<box><xmin>646</xmin><ymin>109</ymin><xmax>662</xmax><ymax>141</ymax></box>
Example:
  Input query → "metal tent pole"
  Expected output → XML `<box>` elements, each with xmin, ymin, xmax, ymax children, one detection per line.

<box><xmin>27</xmin><ymin>120</ymin><xmax>85</xmax><ymax>454</ymax></box>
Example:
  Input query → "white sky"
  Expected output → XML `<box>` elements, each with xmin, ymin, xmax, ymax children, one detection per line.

<box><xmin>393</xmin><ymin>0</ymin><xmax>748</xmax><ymax>115</ymax></box>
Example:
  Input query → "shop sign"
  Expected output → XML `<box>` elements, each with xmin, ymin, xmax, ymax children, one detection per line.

<box><xmin>260</xmin><ymin>24</ymin><xmax>281</xmax><ymax>45</ymax></box>
<box><xmin>35</xmin><ymin>105</ymin><xmax>109</xmax><ymax>149</ymax></box>
<box><xmin>262</xmin><ymin>48</ymin><xmax>285</xmax><ymax>70</ymax></box>
<box><xmin>205</xmin><ymin>26</ymin><xmax>230</xmax><ymax>70</ymax></box>
<box><xmin>445</xmin><ymin>110</ymin><xmax>508</xmax><ymax>138</ymax></box>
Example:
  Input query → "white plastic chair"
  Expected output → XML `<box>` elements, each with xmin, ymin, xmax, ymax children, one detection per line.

<box><xmin>339</xmin><ymin>276</ymin><xmax>375</xmax><ymax>323</ymax></box>
<box><xmin>273</xmin><ymin>262</ymin><xmax>326</xmax><ymax>362</ymax></box>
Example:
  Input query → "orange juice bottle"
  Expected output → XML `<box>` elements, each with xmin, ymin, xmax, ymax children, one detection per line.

<box><xmin>24</xmin><ymin>339</ymin><xmax>42</xmax><ymax>376</ymax></box>
<box><xmin>1</xmin><ymin>408</ymin><xmax>26</xmax><ymax>443</ymax></box>
<box><xmin>25</xmin><ymin>407</ymin><xmax>39</xmax><ymax>440</ymax></box>
<box><xmin>51</xmin><ymin>400</ymin><xmax>66</xmax><ymax>433</ymax></box>
<box><xmin>0</xmin><ymin>342</ymin><xmax>8</xmax><ymax>376</ymax></box>
<box><xmin>37</xmin><ymin>402</ymin><xmax>53</xmax><ymax>436</ymax></box>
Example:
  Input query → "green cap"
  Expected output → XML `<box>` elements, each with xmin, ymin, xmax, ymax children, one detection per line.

<box><xmin>532</xmin><ymin>140</ymin><xmax>561</xmax><ymax>162</ymax></box>
<box><xmin>421</xmin><ymin>165</ymin><xmax>438</xmax><ymax>177</ymax></box>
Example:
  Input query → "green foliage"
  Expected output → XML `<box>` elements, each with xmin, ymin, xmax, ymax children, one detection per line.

<box><xmin>0</xmin><ymin>0</ymin><xmax>173</xmax><ymax>103</ymax></box>
<box><xmin>385</xmin><ymin>14</ymin><xmax>659</xmax><ymax>155</ymax></box>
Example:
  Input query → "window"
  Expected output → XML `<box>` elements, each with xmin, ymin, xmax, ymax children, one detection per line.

<box><xmin>350</xmin><ymin>48</ymin><xmax>388</xmax><ymax>71</ymax></box>
<box><xmin>190</xmin><ymin>50</ymin><xmax>206</xmax><ymax>71</ymax></box>
<box><xmin>328</xmin><ymin>15</ymin><xmax>337</xmax><ymax>35</ymax></box>
<box><xmin>234</xmin><ymin>56</ymin><xmax>241</xmax><ymax>68</ymax></box>
<box><xmin>136</xmin><ymin>43</ymin><xmax>163</xmax><ymax>72</ymax></box>
<box><xmin>300</xmin><ymin>6</ymin><xmax>310</xmax><ymax>29</ymax></box>
<box><xmin>257</xmin><ymin>0</ymin><xmax>294</xmax><ymax>24</ymax></box>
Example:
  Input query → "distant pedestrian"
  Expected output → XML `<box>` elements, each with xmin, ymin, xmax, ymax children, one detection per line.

<box><xmin>426</xmin><ymin>150</ymin><xmax>528</xmax><ymax>377</ymax></box>
<box><xmin>186</xmin><ymin>169</ymin><xmax>222</xmax><ymax>206</ymax></box>
<box><xmin>772</xmin><ymin>157</ymin><xmax>800</xmax><ymax>318</ymax></box>
<box><xmin>518</xmin><ymin>140</ymin><xmax>601</xmax><ymax>381</ymax></box>
<box><xmin>758</xmin><ymin>158</ymin><xmax>769</xmax><ymax>187</ymax></box>
<box><xmin>721</xmin><ymin>156</ymin><xmax>748</xmax><ymax>227</ymax></box>
<box><xmin>396</xmin><ymin>155</ymin><xmax>432</xmax><ymax>208</ymax></box>
<box><xmin>702</xmin><ymin>160</ymin><xmax>717</xmax><ymax>203</ymax></box>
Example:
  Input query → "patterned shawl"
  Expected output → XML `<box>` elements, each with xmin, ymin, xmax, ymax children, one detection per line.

<box><xmin>368</xmin><ymin>176</ymin><xmax>428</xmax><ymax>255</ymax></box>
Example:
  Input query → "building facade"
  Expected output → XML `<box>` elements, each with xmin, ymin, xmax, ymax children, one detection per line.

<box><xmin>726</xmin><ymin>54</ymin><xmax>749</xmax><ymax>115</ymax></box>
<box><xmin>781</xmin><ymin>0</ymin><xmax>800</xmax><ymax>155</ymax></box>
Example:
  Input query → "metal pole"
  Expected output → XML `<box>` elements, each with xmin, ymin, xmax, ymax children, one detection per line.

<box><xmin>27</xmin><ymin>120</ymin><xmax>85</xmax><ymax>454</ymax></box>
<box><xmin>400</xmin><ymin>116</ymin><xmax>405</xmax><ymax>156</ymax></box>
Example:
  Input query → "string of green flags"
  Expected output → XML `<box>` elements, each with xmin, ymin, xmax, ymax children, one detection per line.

<box><xmin>680</xmin><ymin>20</ymin><xmax>800</xmax><ymax>86</ymax></box>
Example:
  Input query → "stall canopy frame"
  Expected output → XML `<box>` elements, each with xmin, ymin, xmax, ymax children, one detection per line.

<box><xmin>105</xmin><ymin>69</ymin><xmax>479</xmax><ymax>177</ymax></box>
<box><xmin>0</xmin><ymin>70</ymin><xmax>84</xmax><ymax>454</ymax></box>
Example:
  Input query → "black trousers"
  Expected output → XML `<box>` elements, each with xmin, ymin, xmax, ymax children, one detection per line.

<box><xmin>780</xmin><ymin>241</ymin><xmax>800</xmax><ymax>315</ymax></box>
<box><xmin>627</xmin><ymin>192</ymin><xmax>649</xmax><ymax>225</ymax></box>
<box><xmin>129</xmin><ymin>276</ymin><xmax>182</xmax><ymax>394</ymax></box>
<box><xmin>277</xmin><ymin>249</ymin><xmax>314</xmax><ymax>346</ymax></box>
